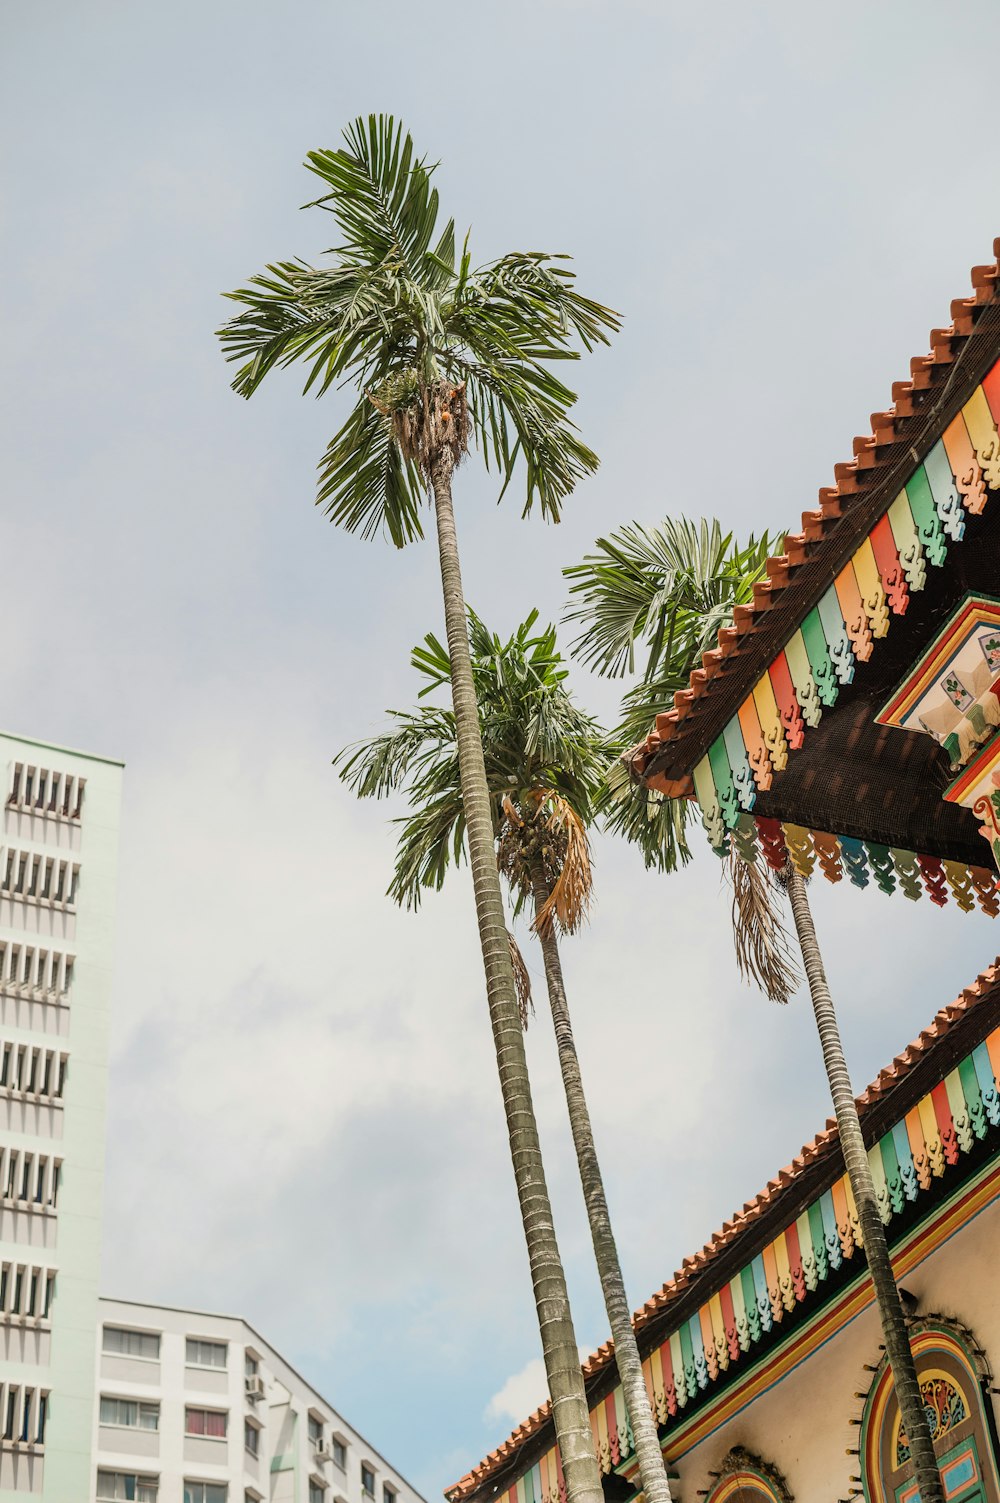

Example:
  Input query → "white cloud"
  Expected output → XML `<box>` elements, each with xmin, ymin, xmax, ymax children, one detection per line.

<box><xmin>486</xmin><ymin>1349</ymin><xmax>593</xmax><ymax>1428</ymax></box>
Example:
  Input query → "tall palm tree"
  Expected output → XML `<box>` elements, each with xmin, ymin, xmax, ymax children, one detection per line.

<box><xmin>729</xmin><ymin>857</ymin><xmax>944</xmax><ymax>1500</ymax></box>
<box><xmin>568</xmin><ymin>519</ymin><xmax>945</xmax><ymax>1501</ymax></box>
<box><xmin>218</xmin><ymin>115</ymin><xmax>620</xmax><ymax>1503</ymax></box>
<box><xmin>336</xmin><ymin>610</ymin><xmax>675</xmax><ymax>1503</ymax></box>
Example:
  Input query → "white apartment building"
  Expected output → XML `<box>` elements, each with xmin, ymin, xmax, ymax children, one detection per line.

<box><xmin>94</xmin><ymin>1299</ymin><xmax>429</xmax><ymax>1503</ymax></box>
<box><xmin>0</xmin><ymin>733</ymin><xmax>124</xmax><ymax>1501</ymax></box>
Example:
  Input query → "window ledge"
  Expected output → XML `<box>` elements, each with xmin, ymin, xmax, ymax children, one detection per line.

<box><xmin>5</xmin><ymin>800</ymin><xmax>82</xmax><ymax>825</ymax></box>
<box><xmin>0</xmin><ymin>986</ymin><xmax>69</xmax><ymax>1005</ymax></box>
<box><xmin>1</xmin><ymin>894</ymin><xmax>76</xmax><ymax>914</ymax></box>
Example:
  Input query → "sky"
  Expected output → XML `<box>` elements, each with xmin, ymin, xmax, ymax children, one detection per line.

<box><xmin>3</xmin><ymin>1</ymin><xmax>1000</xmax><ymax>1497</ymax></box>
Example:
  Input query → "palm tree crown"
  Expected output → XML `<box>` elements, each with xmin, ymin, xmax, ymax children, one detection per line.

<box><xmin>218</xmin><ymin>115</ymin><xmax>621</xmax><ymax>545</ymax></box>
<box><xmin>563</xmin><ymin>517</ymin><xmax>774</xmax><ymax>870</ymax></box>
<box><xmin>336</xmin><ymin>608</ymin><xmax>609</xmax><ymax>929</ymax></box>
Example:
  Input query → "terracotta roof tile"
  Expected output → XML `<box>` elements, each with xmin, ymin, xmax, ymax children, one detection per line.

<box><xmin>447</xmin><ymin>958</ymin><xmax>1000</xmax><ymax>1503</ymax></box>
<box><xmin>628</xmin><ymin>239</ymin><xmax>1000</xmax><ymax>785</ymax></box>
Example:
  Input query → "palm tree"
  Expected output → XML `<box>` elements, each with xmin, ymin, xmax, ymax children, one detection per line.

<box><xmin>568</xmin><ymin>519</ymin><xmax>945</xmax><ymax>1502</ymax></box>
<box><xmin>336</xmin><ymin>609</ymin><xmax>675</xmax><ymax>1503</ymax></box>
<box><xmin>563</xmin><ymin>518</ymin><xmax>774</xmax><ymax>871</ymax></box>
<box><xmin>218</xmin><ymin>115</ymin><xmax>620</xmax><ymax>1503</ymax></box>
<box><xmin>728</xmin><ymin>857</ymin><xmax>944</xmax><ymax>1500</ymax></box>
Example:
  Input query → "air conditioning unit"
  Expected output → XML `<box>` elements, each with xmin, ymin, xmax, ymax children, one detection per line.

<box><xmin>244</xmin><ymin>1375</ymin><xmax>265</xmax><ymax>1401</ymax></box>
<box><xmin>314</xmin><ymin>1444</ymin><xmax>333</xmax><ymax>1462</ymax></box>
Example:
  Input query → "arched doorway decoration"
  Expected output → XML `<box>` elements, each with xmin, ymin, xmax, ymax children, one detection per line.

<box><xmin>704</xmin><ymin>1446</ymin><xmax>792</xmax><ymax>1503</ymax></box>
<box><xmin>860</xmin><ymin>1318</ymin><xmax>1000</xmax><ymax>1503</ymax></box>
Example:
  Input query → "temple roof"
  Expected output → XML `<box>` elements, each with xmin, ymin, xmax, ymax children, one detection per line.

<box><xmin>632</xmin><ymin>239</ymin><xmax>1000</xmax><ymax>795</ymax></box>
<box><xmin>447</xmin><ymin>957</ymin><xmax>1000</xmax><ymax>1503</ymax></box>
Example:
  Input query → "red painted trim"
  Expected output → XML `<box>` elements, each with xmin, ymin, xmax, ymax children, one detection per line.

<box><xmin>768</xmin><ymin>652</ymin><xmax>804</xmax><ymax>750</ymax></box>
<box><xmin>984</xmin><ymin>359</ymin><xmax>1000</xmax><ymax>426</ymax></box>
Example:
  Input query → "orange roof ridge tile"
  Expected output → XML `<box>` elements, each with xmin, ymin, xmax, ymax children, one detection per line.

<box><xmin>447</xmin><ymin>958</ymin><xmax>1000</xmax><ymax>1501</ymax></box>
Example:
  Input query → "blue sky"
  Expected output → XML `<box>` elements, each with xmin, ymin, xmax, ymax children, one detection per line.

<box><xmin>4</xmin><ymin>1</ymin><xmax>1000</xmax><ymax>1497</ymax></box>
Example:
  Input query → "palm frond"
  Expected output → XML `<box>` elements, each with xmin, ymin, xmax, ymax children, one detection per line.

<box><xmin>727</xmin><ymin>850</ymin><xmax>799</xmax><ymax>1005</ymax></box>
<box><xmin>317</xmin><ymin>398</ymin><xmax>426</xmax><ymax>545</ymax></box>
<box><xmin>304</xmin><ymin>115</ymin><xmax>444</xmax><ymax>278</ymax></box>
<box><xmin>531</xmin><ymin>793</ymin><xmax>593</xmax><ymax>938</ymax></box>
<box><xmin>564</xmin><ymin>519</ymin><xmax>775</xmax><ymax>679</ymax></box>
<box><xmin>508</xmin><ymin>931</ymin><xmax>534</xmax><ymax>1029</ymax></box>
<box><xmin>596</xmin><ymin>758</ymin><xmax>695</xmax><ymax>873</ymax></box>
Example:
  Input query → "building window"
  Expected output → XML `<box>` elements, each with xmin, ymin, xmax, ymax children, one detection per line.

<box><xmin>245</xmin><ymin>1352</ymin><xmax>259</xmax><ymax>1378</ymax></box>
<box><xmin>0</xmin><ymin>1150</ymin><xmax>61</xmax><ymax>1210</ymax></box>
<box><xmin>97</xmin><ymin>1474</ymin><xmax>159</xmax><ymax>1502</ymax></box>
<box><xmin>0</xmin><ymin>1383</ymin><xmax>47</xmax><ymax>1446</ymax></box>
<box><xmin>185</xmin><ymin>1407</ymin><xmax>227</xmax><ymax>1439</ymax></box>
<box><xmin>185</xmin><ymin>1338</ymin><xmax>227</xmax><ymax>1369</ymax></box>
<box><xmin>244</xmin><ymin>1419</ymin><xmax>259</xmax><ymax>1457</ymax></box>
<box><xmin>362</xmin><ymin>1464</ymin><xmax>376</xmax><ymax>1497</ymax></box>
<box><xmin>0</xmin><ymin>1042</ymin><xmax>68</xmax><ymax>1101</ymax></box>
<box><xmin>103</xmin><ymin>1326</ymin><xmax>160</xmax><ymax>1360</ymax></box>
<box><xmin>184</xmin><ymin>1486</ymin><xmax>228</xmax><ymax>1503</ymax></box>
<box><xmin>0</xmin><ymin>848</ymin><xmax>78</xmax><ymax>908</ymax></box>
<box><xmin>861</xmin><ymin>1319</ymin><xmax>1000</xmax><ymax>1503</ymax></box>
<box><xmin>7</xmin><ymin>763</ymin><xmax>85</xmax><ymax>820</ymax></box>
<box><xmin>0</xmin><ymin>1260</ymin><xmax>55</xmax><ymax>1319</ymax></box>
<box><xmin>309</xmin><ymin>1415</ymin><xmax>324</xmax><ymax>1448</ymax></box>
<box><xmin>332</xmin><ymin>1437</ymin><xmax>347</xmax><ymax>1469</ymax></box>
<box><xmin>384</xmin><ymin>1486</ymin><xmax>397</xmax><ymax>1503</ymax></box>
<box><xmin>99</xmin><ymin>1397</ymin><xmax>160</xmax><ymax>1430</ymax></box>
<box><xmin>310</xmin><ymin>1484</ymin><xmax>327</xmax><ymax>1503</ymax></box>
<box><xmin>0</xmin><ymin>942</ymin><xmax>74</xmax><ymax>997</ymax></box>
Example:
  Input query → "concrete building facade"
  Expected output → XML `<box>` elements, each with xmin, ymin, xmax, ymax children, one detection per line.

<box><xmin>94</xmin><ymin>1298</ymin><xmax>429</xmax><ymax>1503</ymax></box>
<box><xmin>0</xmin><ymin>733</ymin><xmax>124</xmax><ymax>1501</ymax></box>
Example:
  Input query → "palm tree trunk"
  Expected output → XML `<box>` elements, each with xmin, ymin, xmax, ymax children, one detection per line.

<box><xmin>529</xmin><ymin>861</ymin><xmax>673</xmax><ymax>1503</ymax></box>
<box><xmin>784</xmin><ymin>867</ymin><xmax>943</xmax><ymax>1502</ymax></box>
<box><xmin>430</xmin><ymin>453</ymin><xmax>603</xmax><ymax>1503</ymax></box>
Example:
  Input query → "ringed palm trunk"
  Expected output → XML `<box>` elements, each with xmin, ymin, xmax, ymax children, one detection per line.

<box><xmin>530</xmin><ymin>861</ymin><xmax>673</xmax><ymax>1503</ymax></box>
<box><xmin>430</xmin><ymin>452</ymin><xmax>603</xmax><ymax>1503</ymax></box>
<box><xmin>784</xmin><ymin>867</ymin><xmax>943</xmax><ymax>1503</ymax></box>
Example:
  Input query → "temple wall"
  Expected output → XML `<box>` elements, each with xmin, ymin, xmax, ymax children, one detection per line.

<box><xmin>671</xmin><ymin>1190</ymin><xmax>1000</xmax><ymax>1498</ymax></box>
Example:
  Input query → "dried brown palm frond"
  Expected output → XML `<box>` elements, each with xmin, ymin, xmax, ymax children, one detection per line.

<box><xmin>727</xmin><ymin>848</ymin><xmax>799</xmax><ymax>1005</ymax></box>
<box><xmin>507</xmin><ymin>930</ymin><xmax>534</xmax><ymax>1029</ymax></box>
<box><xmin>531</xmin><ymin>792</ymin><xmax>593</xmax><ymax>939</ymax></box>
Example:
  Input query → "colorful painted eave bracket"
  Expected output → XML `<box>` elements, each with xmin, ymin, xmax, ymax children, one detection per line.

<box><xmin>728</xmin><ymin>812</ymin><xmax>1000</xmax><ymax>915</ymax></box>
<box><xmin>672</xmin><ymin>359</ymin><xmax>1000</xmax><ymax>883</ymax></box>
<box><xmin>491</xmin><ymin>1020</ymin><xmax>1000</xmax><ymax>1503</ymax></box>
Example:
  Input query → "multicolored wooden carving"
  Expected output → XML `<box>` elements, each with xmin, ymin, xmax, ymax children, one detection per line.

<box><xmin>492</xmin><ymin>1022</ymin><xmax>1000</xmax><ymax>1498</ymax></box>
<box><xmin>710</xmin><ymin>812</ymin><xmax>998</xmax><ymax>914</ymax></box>
<box><xmin>876</xmin><ymin>594</ymin><xmax>1000</xmax><ymax>875</ymax></box>
<box><xmin>686</xmin><ymin>358</ymin><xmax>1000</xmax><ymax>894</ymax></box>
